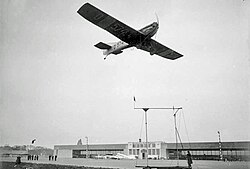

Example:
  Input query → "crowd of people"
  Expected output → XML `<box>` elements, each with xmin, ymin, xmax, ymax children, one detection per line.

<box><xmin>27</xmin><ymin>155</ymin><xmax>39</xmax><ymax>160</ymax></box>
<box><xmin>27</xmin><ymin>155</ymin><xmax>57</xmax><ymax>161</ymax></box>
<box><xmin>49</xmin><ymin>155</ymin><xmax>57</xmax><ymax>161</ymax></box>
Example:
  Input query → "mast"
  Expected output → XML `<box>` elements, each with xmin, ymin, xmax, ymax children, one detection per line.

<box><xmin>143</xmin><ymin>108</ymin><xmax>149</xmax><ymax>167</ymax></box>
<box><xmin>134</xmin><ymin>97</ymin><xmax>182</xmax><ymax>167</ymax></box>
<box><xmin>173</xmin><ymin>107</ymin><xmax>181</xmax><ymax>166</ymax></box>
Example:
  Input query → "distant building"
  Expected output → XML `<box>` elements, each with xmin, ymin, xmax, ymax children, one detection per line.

<box><xmin>0</xmin><ymin>146</ymin><xmax>28</xmax><ymax>157</ymax></box>
<box><xmin>0</xmin><ymin>145</ymin><xmax>53</xmax><ymax>157</ymax></box>
<box><xmin>54</xmin><ymin>141</ymin><xmax>250</xmax><ymax>161</ymax></box>
<box><xmin>166</xmin><ymin>141</ymin><xmax>250</xmax><ymax>161</ymax></box>
<box><xmin>54</xmin><ymin>143</ymin><xmax>126</xmax><ymax>158</ymax></box>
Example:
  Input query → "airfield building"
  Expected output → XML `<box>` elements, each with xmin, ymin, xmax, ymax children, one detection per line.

<box><xmin>54</xmin><ymin>141</ymin><xmax>250</xmax><ymax>161</ymax></box>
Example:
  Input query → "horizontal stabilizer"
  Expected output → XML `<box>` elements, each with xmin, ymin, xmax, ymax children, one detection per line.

<box><xmin>112</xmin><ymin>50</ymin><xmax>123</xmax><ymax>55</ymax></box>
<box><xmin>95</xmin><ymin>42</ymin><xmax>111</xmax><ymax>49</ymax></box>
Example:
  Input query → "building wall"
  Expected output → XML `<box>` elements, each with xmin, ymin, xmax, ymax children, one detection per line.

<box><xmin>0</xmin><ymin>149</ymin><xmax>28</xmax><ymax>157</ymax></box>
<box><xmin>57</xmin><ymin>149</ymin><xmax>72</xmax><ymax>158</ymax></box>
<box><xmin>128</xmin><ymin>141</ymin><xmax>165</xmax><ymax>159</ymax></box>
<box><xmin>166</xmin><ymin>141</ymin><xmax>250</xmax><ymax>161</ymax></box>
<box><xmin>54</xmin><ymin>144</ymin><xmax>127</xmax><ymax>158</ymax></box>
<box><xmin>54</xmin><ymin>141</ymin><xmax>250</xmax><ymax>161</ymax></box>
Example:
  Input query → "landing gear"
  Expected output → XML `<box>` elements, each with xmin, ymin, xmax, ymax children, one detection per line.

<box><xmin>136</xmin><ymin>41</ymin><xmax>155</xmax><ymax>56</ymax></box>
<box><xmin>150</xmin><ymin>47</ymin><xmax>156</xmax><ymax>55</ymax></box>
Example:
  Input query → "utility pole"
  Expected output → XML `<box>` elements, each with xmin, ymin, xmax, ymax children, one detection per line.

<box><xmin>217</xmin><ymin>131</ymin><xmax>223</xmax><ymax>161</ymax></box>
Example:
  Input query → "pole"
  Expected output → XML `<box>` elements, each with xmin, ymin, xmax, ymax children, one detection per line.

<box><xmin>173</xmin><ymin>107</ymin><xmax>180</xmax><ymax>166</ymax></box>
<box><xmin>143</xmin><ymin>108</ymin><xmax>149</xmax><ymax>167</ymax></box>
<box><xmin>85</xmin><ymin>136</ymin><xmax>88</xmax><ymax>158</ymax></box>
<box><xmin>218</xmin><ymin>131</ymin><xmax>223</xmax><ymax>161</ymax></box>
<box><xmin>174</xmin><ymin>112</ymin><xmax>178</xmax><ymax>165</ymax></box>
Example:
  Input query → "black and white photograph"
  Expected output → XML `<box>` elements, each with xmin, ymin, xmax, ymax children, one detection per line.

<box><xmin>0</xmin><ymin>0</ymin><xmax>249</xmax><ymax>169</ymax></box>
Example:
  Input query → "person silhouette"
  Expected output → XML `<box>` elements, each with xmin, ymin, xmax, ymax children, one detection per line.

<box><xmin>187</xmin><ymin>151</ymin><xmax>193</xmax><ymax>169</ymax></box>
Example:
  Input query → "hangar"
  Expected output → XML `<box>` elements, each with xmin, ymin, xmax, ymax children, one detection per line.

<box><xmin>54</xmin><ymin>141</ymin><xmax>250</xmax><ymax>161</ymax></box>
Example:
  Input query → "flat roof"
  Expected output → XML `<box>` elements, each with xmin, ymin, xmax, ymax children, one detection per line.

<box><xmin>54</xmin><ymin>141</ymin><xmax>250</xmax><ymax>150</ymax></box>
<box><xmin>54</xmin><ymin>143</ymin><xmax>127</xmax><ymax>150</ymax></box>
<box><xmin>166</xmin><ymin>141</ymin><xmax>250</xmax><ymax>150</ymax></box>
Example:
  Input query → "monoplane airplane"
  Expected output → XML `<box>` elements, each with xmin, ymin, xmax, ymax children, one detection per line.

<box><xmin>78</xmin><ymin>3</ymin><xmax>183</xmax><ymax>60</ymax></box>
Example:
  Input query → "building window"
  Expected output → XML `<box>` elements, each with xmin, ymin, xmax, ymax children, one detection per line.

<box><xmin>222</xmin><ymin>150</ymin><xmax>227</xmax><ymax>156</ymax></box>
<box><xmin>152</xmin><ymin>143</ymin><xmax>156</xmax><ymax>148</ymax></box>
<box><xmin>156</xmin><ymin>149</ymin><xmax>160</xmax><ymax>155</ymax></box>
<box><xmin>152</xmin><ymin>149</ymin><xmax>155</xmax><ymax>155</ymax></box>
<box><xmin>203</xmin><ymin>151</ymin><xmax>208</xmax><ymax>155</ymax></box>
<box><xmin>191</xmin><ymin>151</ymin><xmax>196</xmax><ymax>155</ymax></box>
<box><xmin>232</xmin><ymin>150</ymin><xmax>237</xmax><ymax>156</ymax></box>
<box><xmin>129</xmin><ymin>149</ymin><xmax>132</xmax><ymax>155</ymax></box>
<box><xmin>238</xmin><ymin>150</ymin><xmax>244</xmax><ymax>156</ymax></box>
<box><xmin>207</xmin><ymin>151</ymin><xmax>212</xmax><ymax>155</ymax></box>
<box><xmin>148</xmin><ymin>149</ymin><xmax>151</xmax><ymax>155</ymax></box>
<box><xmin>196</xmin><ymin>151</ymin><xmax>203</xmax><ymax>155</ymax></box>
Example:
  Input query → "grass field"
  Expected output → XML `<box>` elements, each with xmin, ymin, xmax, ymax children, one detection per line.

<box><xmin>1</xmin><ymin>157</ymin><xmax>250</xmax><ymax>169</ymax></box>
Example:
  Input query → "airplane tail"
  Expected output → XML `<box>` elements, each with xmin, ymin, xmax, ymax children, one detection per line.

<box><xmin>94</xmin><ymin>42</ymin><xmax>111</xmax><ymax>50</ymax></box>
<box><xmin>94</xmin><ymin>42</ymin><xmax>112</xmax><ymax>59</ymax></box>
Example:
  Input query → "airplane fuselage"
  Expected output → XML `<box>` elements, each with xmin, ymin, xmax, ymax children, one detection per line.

<box><xmin>139</xmin><ymin>22</ymin><xmax>159</xmax><ymax>37</ymax></box>
<box><xmin>103</xmin><ymin>41</ymin><xmax>129</xmax><ymax>56</ymax></box>
<box><xmin>104</xmin><ymin>22</ymin><xmax>159</xmax><ymax>56</ymax></box>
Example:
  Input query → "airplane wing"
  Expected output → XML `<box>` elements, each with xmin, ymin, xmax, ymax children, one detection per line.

<box><xmin>139</xmin><ymin>39</ymin><xmax>183</xmax><ymax>60</ymax></box>
<box><xmin>77</xmin><ymin>3</ymin><xmax>146</xmax><ymax>45</ymax></box>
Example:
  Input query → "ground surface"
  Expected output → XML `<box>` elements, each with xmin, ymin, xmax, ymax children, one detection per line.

<box><xmin>0</xmin><ymin>161</ymin><xmax>111</xmax><ymax>169</ymax></box>
<box><xmin>1</xmin><ymin>157</ymin><xmax>250</xmax><ymax>169</ymax></box>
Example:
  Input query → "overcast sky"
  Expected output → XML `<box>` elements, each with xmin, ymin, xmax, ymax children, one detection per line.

<box><xmin>0</xmin><ymin>0</ymin><xmax>249</xmax><ymax>148</ymax></box>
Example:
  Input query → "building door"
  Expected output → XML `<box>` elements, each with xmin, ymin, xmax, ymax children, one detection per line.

<box><xmin>142</xmin><ymin>152</ymin><xmax>145</xmax><ymax>159</ymax></box>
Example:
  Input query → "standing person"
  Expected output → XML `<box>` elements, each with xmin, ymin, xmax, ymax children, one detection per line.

<box><xmin>55</xmin><ymin>155</ymin><xmax>57</xmax><ymax>161</ymax></box>
<box><xmin>187</xmin><ymin>151</ymin><xmax>193</xmax><ymax>169</ymax></box>
<box><xmin>14</xmin><ymin>156</ymin><xmax>21</xmax><ymax>167</ymax></box>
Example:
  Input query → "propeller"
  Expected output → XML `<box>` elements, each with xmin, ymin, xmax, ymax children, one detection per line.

<box><xmin>154</xmin><ymin>13</ymin><xmax>159</xmax><ymax>39</ymax></box>
<box><xmin>155</xmin><ymin>13</ymin><xmax>159</xmax><ymax>26</ymax></box>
